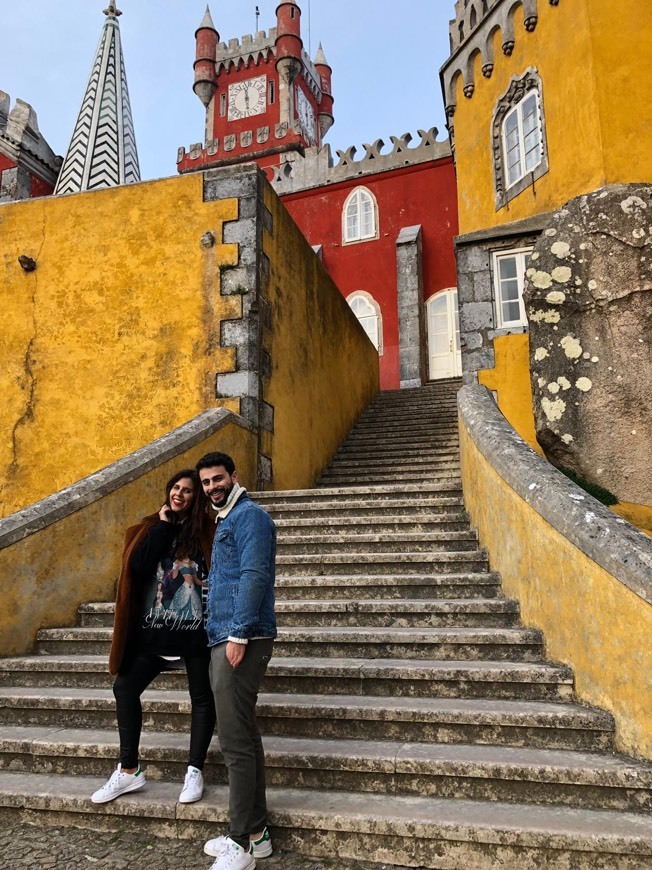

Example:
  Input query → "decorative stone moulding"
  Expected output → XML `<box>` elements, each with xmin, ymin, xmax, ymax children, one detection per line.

<box><xmin>177</xmin><ymin>120</ymin><xmax>302</xmax><ymax>167</ymax></box>
<box><xmin>441</xmin><ymin>0</ymin><xmax>561</xmax><ymax>109</ymax></box>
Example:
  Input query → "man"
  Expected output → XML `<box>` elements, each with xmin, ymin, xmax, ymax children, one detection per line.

<box><xmin>196</xmin><ymin>452</ymin><xmax>277</xmax><ymax>870</ymax></box>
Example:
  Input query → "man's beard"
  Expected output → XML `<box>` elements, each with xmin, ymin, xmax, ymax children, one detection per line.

<box><xmin>212</xmin><ymin>483</ymin><xmax>234</xmax><ymax>508</ymax></box>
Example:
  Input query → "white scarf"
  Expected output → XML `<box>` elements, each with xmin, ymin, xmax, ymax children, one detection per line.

<box><xmin>212</xmin><ymin>482</ymin><xmax>247</xmax><ymax>522</ymax></box>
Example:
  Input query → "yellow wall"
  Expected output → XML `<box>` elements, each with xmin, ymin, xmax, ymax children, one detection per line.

<box><xmin>460</xmin><ymin>414</ymin><xmax>652</xmax><ymax>759</ymax></box>
<box><xmin>0</xmin><ymin>175</ymin><xmax>240</xmax><ymax>517</ymax></box>
<box><xmin>0</xmin><ymin>417</ymin><xmax>257</xmax><ymax>657</ymax></box>
<box><xmin>453</xmin><ymin>0</ymin><xmax>652</xmax><ymax>234</ymax></box>
<box><xmin>261</xmin><ymin>182</ymin><xmax>380</xmax><ymax>490</ymax></box>
<box><xmin>478</xmin><ymin>334</ymin><xmax>543</xmax><ymax>454</ymax></box>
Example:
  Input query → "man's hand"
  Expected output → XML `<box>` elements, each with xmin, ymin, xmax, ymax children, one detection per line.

<box><xmin>226</xmin><ymin>641</ymin><xmax>246</xmax><ymax>669</ymax></box>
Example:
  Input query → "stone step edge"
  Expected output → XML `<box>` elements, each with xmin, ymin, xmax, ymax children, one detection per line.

<box><xmin>0</xmin><ymin>696</ymin><xmax>615</xmax><ymax>732</ymax></box>
<box><xmin>0</xmin><ymin>655</ymin><xmax>574</xmax><ymax>684</ymax></box>
<box><xmin>0</xmin><ymin>774</ymin><xmax>649</xmax><ymax>855</ymax></box>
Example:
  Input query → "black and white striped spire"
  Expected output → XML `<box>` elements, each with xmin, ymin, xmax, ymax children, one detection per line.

<box><xmin>54</xmin><ymin>3</ymin><xmax>140</xmax><ymax>195</ymax></box>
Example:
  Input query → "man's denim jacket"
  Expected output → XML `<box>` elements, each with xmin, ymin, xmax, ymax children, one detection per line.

<box><xmin>205</xmin><ymin>493</ymin><xmax>277</xmax><ymax>646</ymax></box>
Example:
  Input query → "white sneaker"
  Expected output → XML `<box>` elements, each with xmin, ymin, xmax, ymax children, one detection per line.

<box><xmin>90</xmin><ymin>765</ymin><xmax>146</xmax><ymax>804</ymax></box>
<box><xmin>204</xmin><ymin>828</ymin><xmax>272</xmax><ymax>859</ymax></box>
<box><xmin>179</xmin><ymin>765</ymin><xmax>204</xmax><ymax>803</ymax></box>
<box><xmin>208</xmin><ymin>838</ymin><xmax>255</xmax><ymax>870</ymax></box>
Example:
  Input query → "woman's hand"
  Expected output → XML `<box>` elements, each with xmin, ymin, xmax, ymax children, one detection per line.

<box><xmin>159</xmin><ymin>504</ymin><xmax>173</xmax><ymax>522</ymax></box>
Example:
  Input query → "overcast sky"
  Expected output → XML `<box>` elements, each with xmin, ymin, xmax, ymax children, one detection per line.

<box><xmin>1</xmin><ymin>1</ymin><xmax>454</xmax><ymax>180</ymax></box>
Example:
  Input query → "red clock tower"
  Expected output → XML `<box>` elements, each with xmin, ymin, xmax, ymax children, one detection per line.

<box><xmin>177</xmin><ymin>2</ymin><xmax>334</xmax><ymax>176</ymax></box>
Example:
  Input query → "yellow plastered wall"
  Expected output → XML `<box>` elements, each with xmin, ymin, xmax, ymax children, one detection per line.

<box><xmin>0</xmin><ymin>419</ymin><xmax>257</xmax><ymax>657</ymax></box>
<box><xmin>453</xmin><ymin>0</ymin><xmax>652</xmax><ymax>235</ymax></box>
<box><xmin>0</xmin><ymin>175</ymin><xmax>240</xmax><ymax>517</ymax></box>
<box><xmin>262</xmin><ymin>184</ymin><xmax>380</xmax><ymax>490</ymax></box>
<box><xmin>478</xmin><ymin>333</ymin><xmax>543</xmax><ymax>454</ymax></box>
<box><xmin>460</xmin><ymin>417</ymin><xmax>652</xmax><ymax>759</ymax></box>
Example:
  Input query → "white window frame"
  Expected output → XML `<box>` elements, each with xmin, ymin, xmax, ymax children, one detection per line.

<box><xmin>346</xmin><ymin>291</ymin><xmax>383</xmax><ymax>354</ymax></box>
<box><xmin>492</xmin><ymin>247</ymin><xmax>532</xmax><ymax>329</ymax></box>
<box><xmin>342</xmin><ymin>187</ymin><xmax>379</xmax><ymax>245</ymax></box>
<box><xmin>502</xmin><ymin>90</ymin><xmax>543</xmax><ymax>189</ymax></box>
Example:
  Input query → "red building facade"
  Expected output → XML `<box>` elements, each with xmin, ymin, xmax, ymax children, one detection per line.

<box><xmin>178</xmin><ymin>3</ymin><xmax>460</xmax><ymax>390</ymax></box>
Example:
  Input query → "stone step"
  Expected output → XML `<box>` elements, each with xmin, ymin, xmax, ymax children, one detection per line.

<box><xmin>253</xmin><ymin>482</ymin><xmax>463</xmax><ymax>505</ymax></box>
<box><xmin>274</xmin><ymin>572</ymin><xmax>502</xmax><ymax>599</ymax></box>
<box><xmin>274</xmin><ymin>550</ymin><xmax>489</xmax><ymax>576</ymax></box>
<box><xmin>273</xmin><ymin>515</ymin><xmax>472</xmax><ymax>533</ymax></box>
<box><xmin>7</xmin><ymin>726</ymin><xmax>652</xmax><ymax>813</ymax></box>
<box><xmin>322</xmin><ymin>459</ymin><xmax>462</xmax><ymax>473</ymax></box>
<box><xmin>262</xmin><ymin>497</ymin><xmax>466</xmax><ymax>519</ymax></box>
<box><xmin>276</xmin><ymin>532</ymin><xmax>478</xmax><ymax>555</ymax></box>
<box><xmin>1</xmin><ymin>726</ymin><xmax>649</xmax><ymax>812</ymax></box>
<box><xmin>79</xmin><ymin>598</ymin><xmax>518</xmax><ymax>630</ymax></box>
<box><xmin>319</xmin><ymin>471</ymin><xmax>461</xmax><ymax>486</ymax></box>
<box><xmin>343</xmin><ymin>431</ymin><xmax>460</xmax><ymax>446</ymax></box>
<box><xmin>0</xmin><ymin>697</ymin><xmax>616</xmax><ymax>754</ymax></box>
<box><xmin>1</xmin><ymin>773</ymin><xmax>648</xmax><ymax>868</ymax></box>
<box><xmin>0</xmin><ymin>655</ymin><xmax>575</xmax><ymax>701</ymax></box>
<box><xmin>351</xmin><ymin>417</ymin><xmax>459</xmax><ymax>431</ymax></box>
<box><xmin>327</xmin><ymin>453</ymin><xmax>461</xmax><ymax>469</ymax></box>
<box><xmin>35</xmin><ymin>626</ymin><xmax>543</xmax><ymax>661</ymax></box>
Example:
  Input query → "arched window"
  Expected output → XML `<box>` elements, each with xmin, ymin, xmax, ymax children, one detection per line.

<box><xmin>342</xmin><ymin>187</ymin><xmax>378</xmax><ymax>244</ymax></box>
<box><xmin>347</xmin><ymin>292</ymin><xmax>383</xmax><ymax>354</ymax></box>
<box><xmin>470</xmin><ymin>6</ymin><xmax>477</xmax><ymax>28</ymax></box>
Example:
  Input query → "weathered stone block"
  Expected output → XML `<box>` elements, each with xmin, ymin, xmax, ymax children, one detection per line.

<box><xmin>524</xmin><ymin>183</ymin><xmax>652</xmax><ymax>503</ymax></box>
<box><xmin>459</xmin><ymin>302</ymin><xmax>494</xmax><ymax>333</ymax></box>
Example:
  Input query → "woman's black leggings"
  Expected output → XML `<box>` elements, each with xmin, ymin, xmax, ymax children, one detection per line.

<box><xmin>113</xmin><ymin>651</ymin><xmax>216</xmax><ymax>770</ymax></box>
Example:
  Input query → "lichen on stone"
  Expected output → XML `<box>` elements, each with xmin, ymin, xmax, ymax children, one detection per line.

<box><xmin>576</xmin><ymin>377</ymin><xmax>593</xmax><ymax>392</ymax></box>
<box><xmin>541</xmin><ymin>396</ymin><xmax>566</xmax><ymax>422</ymax></box>
<box><xmin>551</xmin><ymin>267</ymin><xmax>572</xmax><ymax>284</ymax></box>
<box><xmin>560</xmin><ymin>335</ymin><xmax>583</xmax><ymax>359</ymax></box>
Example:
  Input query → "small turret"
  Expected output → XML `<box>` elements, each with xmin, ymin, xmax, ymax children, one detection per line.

<box><xmin>275</xmin><ymin>1</ymin><xmax>303</xmax><ymax>78</ymax></box>
<box><xmin>194</xmin><ymin>6</ymin><xmax>219</xmax><ymax>108</ymax></box>
<box><xmin>314</xmin><ymin>43</ymin><xmax>334</xmax><ymax>140</ymax></box>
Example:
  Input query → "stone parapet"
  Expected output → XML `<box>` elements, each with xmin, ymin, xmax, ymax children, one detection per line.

<box><xmin>269</xmin><ymin>128</ymin><xmax>451</xmax><ymax>195</ymax></box>
<box><xmin>458</xmin><ymin>384</ymin><xmax>652</xmax><ymax>756</ymax></box>
<box><xmin>0</xmin><ymin>91</ymin><xmax>61</xmax><ymax>196</ymax></box>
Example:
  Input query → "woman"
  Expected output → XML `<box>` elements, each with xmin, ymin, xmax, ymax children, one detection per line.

<box><xmin>91</xmin><ymin>469</ymin><xmax>216</xmax><ymax>805</ymax></box>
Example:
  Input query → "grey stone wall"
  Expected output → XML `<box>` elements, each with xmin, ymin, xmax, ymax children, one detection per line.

<box><xmin>203</xmin><ymin>164</ymin><xmax>275</xmax><ymax>487</ymax></box>
<box><xmin>455</xmin><ymin>215</ymin><xmax>551</xmax><ymax>384</ymax></box>
<box><xmin>396</xmin><ymin>225</ymin><xmax>427</xmax><ymax>388</ymax></box>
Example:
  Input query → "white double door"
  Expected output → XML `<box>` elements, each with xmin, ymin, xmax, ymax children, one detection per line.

<box><xmin>427</xmin><ymin>288</ymin><xmax>462</xmax><ymax>380</ymax></box>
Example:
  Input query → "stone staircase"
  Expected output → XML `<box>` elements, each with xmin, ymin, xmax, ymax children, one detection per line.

<box><xmin>0</xmin><ymin>380</ymin><xmax>651</xmax><ymax>868</ymax></box>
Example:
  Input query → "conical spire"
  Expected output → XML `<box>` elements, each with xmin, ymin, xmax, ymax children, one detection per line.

<box><xmin>314</xmin><ymin>43</ymin><xmax>328</xmax><ymax>66</ymax></box>
<box><xmin>198</xmin><ymin>5</ymin><xmax>217</xmax><ymax>32</ymax></box>
<box><xmin>54</xmin><ymin>3</ymin><xmax>140</xmax><ymax>195</ymax></box>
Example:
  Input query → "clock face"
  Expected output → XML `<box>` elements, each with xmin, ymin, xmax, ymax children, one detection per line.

<box><xmin>296</xmin><ymin>87</ymin><xmax>316</xmax><ymax>145</ymax></box>
<box><xmin>228</xmin><ymin>75</ymin><xmax>267</xmax><ymax>121</ymax></box>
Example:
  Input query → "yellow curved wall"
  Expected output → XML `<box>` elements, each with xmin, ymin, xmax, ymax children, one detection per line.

<box><xmin>0</xmin><ymin>175</ymin><xmax>239</xmax><ymax>517</ymax></box>
<box><xmin>0</xmin><ymin>418</ymin><xmax>257</xmax><ymax>657</ymax></box>
<box><xmin>460</xmin><ymin>415</ymin><xmax>652</xmax><ymax>759</ymax></box>
<box><xmin>453</xmin><ymin>0</ymin><xmax>652</xmax><ymax>234</ymax></box>
<box><xmin>262</xmin><ymin>183</ymin><xmax>380</xmax><ymax>490</ymax></box>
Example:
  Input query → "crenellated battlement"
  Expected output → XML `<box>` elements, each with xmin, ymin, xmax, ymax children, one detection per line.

<box><xmin>0</xmin><ymin>90</ymin><xmax>61</xmax><ymax>184</ymax></box>
<box><xmin>269</xmin><ymin>127</ymin><xmax>451</xmax><ymax>194</ymax></box>
<box><xmin>215</xmin><ymin>28</ymin><xmax>277</xmax><ymax>71</ymax></box>
<box><xmin>177</xmin><ymin>126</ymin><xmax>451</xmax><ymax>192</ymax></box>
